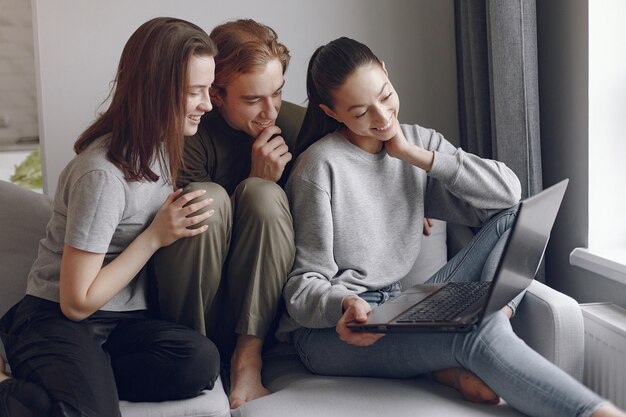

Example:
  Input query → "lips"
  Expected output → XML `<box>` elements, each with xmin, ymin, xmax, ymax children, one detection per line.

<box><xmin>187</xmin><ymin>114</ymin><xmax>202</xmax><ymax>125</ymax></box>
<box><xmin>253</xmin><ymin>120</ymin><xmax>274</xmax><ymax>128</ymax></box>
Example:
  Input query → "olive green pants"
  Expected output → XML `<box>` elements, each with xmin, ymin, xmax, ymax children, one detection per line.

<box><xmin>152</xmin><ymin>178</ymin><xmax>295</xmax><ymax>357</ymax></box>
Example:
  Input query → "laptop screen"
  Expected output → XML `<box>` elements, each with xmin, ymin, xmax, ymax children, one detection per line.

<box><xmin>482</xmin><ymin>179</ymin><xmax>568</xmax><ymax>317</ymax></box>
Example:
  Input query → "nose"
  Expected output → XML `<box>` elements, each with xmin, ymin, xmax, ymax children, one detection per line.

<box><xmin>199</xmin><ymin>90</ymin><xmax>212</xmax><ymax>112</ymax></box>
<box><xmin>259</xmin><ymin>97</ymin><xmax>278</xmax><ymax>120</ymax></box>
<box><xmin>372</xmin><ymin>105</ymin><xmax>388</xmax><ymax>124</ymax></box>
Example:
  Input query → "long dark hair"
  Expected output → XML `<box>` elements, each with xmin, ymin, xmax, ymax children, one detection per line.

<box><xmin>74</xmin><ymin>17</ymin><xmax>217</xmax><ymax>186</ymax></box>
<box><xmin>298</xmin><ymin>37</ymin><xmax>382</xmax><ymax>150</ymax></box>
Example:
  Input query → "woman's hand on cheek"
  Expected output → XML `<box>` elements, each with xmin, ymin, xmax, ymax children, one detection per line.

<box><xmin>384</xmin><ymin>121</ymin><xmax>411</xmax><ymax>160</ymax></box>
<box><xmin>336</xmin><ymin>296</ymin><xmax>385</xmax><ymax>346</ymax></box>
<box><xmin>384</xmin><ymin>120</ymin><xmax>434</xmax><ymax>171</ymax></box>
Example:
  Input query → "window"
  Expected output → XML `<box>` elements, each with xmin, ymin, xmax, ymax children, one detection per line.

<box><xmin>569</xmin><ymin>0</ymin><xmax>626</xmax><ymax>286</ymax></box>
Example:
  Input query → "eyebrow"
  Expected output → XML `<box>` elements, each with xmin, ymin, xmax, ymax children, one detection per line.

<box><xmin>347</xmin><ymin>82</ymin><xmax>389</xmax><ymax>111</ymax></box>
<box><xmin>241</xmin><ymin>80</ymin><xmax>286</xmax><ymax>100</ymax></box>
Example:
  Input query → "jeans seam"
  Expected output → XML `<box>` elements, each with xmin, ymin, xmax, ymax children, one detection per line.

<box><xmin>292</xmin><ymin>330</ymin><xmax>315</xmax><ymax>372</ymax></box>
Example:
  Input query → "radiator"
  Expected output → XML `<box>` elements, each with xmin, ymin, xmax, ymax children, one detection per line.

<box><xmin>580</xmin><ymin>303</ymin><xmax>626</xmax><ymax>409</ymax></box>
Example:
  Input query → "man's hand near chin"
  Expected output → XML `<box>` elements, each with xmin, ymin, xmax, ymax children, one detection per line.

<box><xmin>249</xmin><ymin>125</ymin><xmax>292</xmax><ymax>182</ymax></box>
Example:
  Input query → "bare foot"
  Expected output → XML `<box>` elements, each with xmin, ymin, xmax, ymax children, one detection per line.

<box><xmin>433</xmin><ymin>367</ymin><xmax>500</xmax><ymax>404</ymax></box>
<box><xmin>228</xmin><ymin>335</ymin><xmax>271</xmax><ymax>409</ymax></box>
<box><xmin>592</xmin><ymin>404</ymin><xmax>626</xmax><ymax>417</ymax></box>
<box><xmin>0</xmin><ymin>356</ymin><xmax>10</xmax><ymax>383</ymax></box>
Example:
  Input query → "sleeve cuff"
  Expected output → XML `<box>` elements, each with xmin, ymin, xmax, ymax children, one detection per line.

<box><xmin>428</xmin><ymin>150</ymin><xmax>460</xmax><ymax>183</ymax></box>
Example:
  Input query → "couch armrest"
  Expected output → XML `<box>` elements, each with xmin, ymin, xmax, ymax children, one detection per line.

<box><xmin>510</xmin><ymin>280</ymin><xmax>585</xmax><ymax>381</ymax></box>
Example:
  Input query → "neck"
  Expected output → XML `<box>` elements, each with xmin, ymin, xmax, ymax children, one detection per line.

<box><xmin>342</xmin><ymin>127</ymin><xmax>383</xmax><ymax>154</ymax></box>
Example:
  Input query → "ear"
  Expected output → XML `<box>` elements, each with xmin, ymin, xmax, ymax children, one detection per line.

<box><xmin>210</xmin><ymin>88</ymin><xmax>224</xmax><ymax>108</ymax></box>
<box><xmin>381</xmin><ymin>60</ymin><xmax>388</xmax><ymax>76</ymax></box>
<box><xmin>319</xmin><ymin>103</ymin><xmax>342</xmax><ymax>123</ymax></box>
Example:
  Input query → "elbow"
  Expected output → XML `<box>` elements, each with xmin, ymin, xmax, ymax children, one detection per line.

<box><xmin>501</xmin><ymin>174</ymin><xmax>522</xmax><ymax>206</ymax></box>
<box><xmin>59</xmin><ymin>299</ymin><xmax>91</xmax><ymax>322</ymax></box>
<box><xmin>510</xmin><ymin>171</ymin><xmax>523</xmax><ymax>203</ymax></box>
<box><xmin>507</xmin><ymin>185</ymin><xmax>522</xmax><ymax>206</ymax></box>
<box><xmin>512</xmin><ymin>178</ymin><xmax>522</xmax><ymax>203</ymax></box>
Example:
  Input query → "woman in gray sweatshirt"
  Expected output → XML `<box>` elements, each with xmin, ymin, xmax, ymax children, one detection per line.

<box><xmin>278</xmin><ymin>37</ymin><xmax>624</xmax><ymax>417</ymax></box>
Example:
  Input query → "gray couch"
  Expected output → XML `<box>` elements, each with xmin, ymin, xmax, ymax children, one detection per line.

<box><xmin>0</xmin><ymin>179</ymin><xmax>586</xmax><ymax>416</ymax></box>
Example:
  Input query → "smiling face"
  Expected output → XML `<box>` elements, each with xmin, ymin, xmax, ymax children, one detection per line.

<box><xmin>184</xmin><ymin>54</ymin><xmax>215</xmax><ymax>136</ymax></box>
<box><xmin>212</xmin><ymin>58</ymin><xmax>284</xmax><ymax>138</ymax></box>
<box><xmin>320</xmin><ymin>63</ymin><xmax>400</xmax><ymax>153</ymax></box>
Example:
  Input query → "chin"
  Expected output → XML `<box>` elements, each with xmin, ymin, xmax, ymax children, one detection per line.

<box><xmin>184</xmin><ymin>126</ymin><xmax>199</xmax><ymax>136</ymax></box>
<box><xmin>246</xmin><ymin>125</ymin><xmax>264</xmax><ymax>138</ymax></box>
<box><xmin>375</xmin><ymin>128</ymin><xmax>398</xmax><ymax>142</ymax></box>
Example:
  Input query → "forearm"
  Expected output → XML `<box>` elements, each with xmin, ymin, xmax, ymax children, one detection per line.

<box><xmin>431</xmin><ymin>150</ymin><xmax>522</xmax><ymax>209</ymax></box>
<box><xmin>89</xmin><ymin>230</ymin><xmax>158</xmax><ymax>302</ymax></box>
<box><xmin>60</xmin><ymin>230</ymin><xmax>159</xmax><ymax>320</ymax></box>
<box><xmin>399</xmin><ymin>143</ymin><xmax>435</xmax><ymax>172</ymax></box>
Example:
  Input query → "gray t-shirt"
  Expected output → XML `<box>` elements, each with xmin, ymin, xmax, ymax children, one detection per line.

<box><xmin>277</xmin><ymin>124</ymin><xmax>521</xmax><ymax>338</ymax></box>
<box><xmin>26</xmin><ymin>136</ymin><xmax>171</xmax><ymax>312</ymax></box>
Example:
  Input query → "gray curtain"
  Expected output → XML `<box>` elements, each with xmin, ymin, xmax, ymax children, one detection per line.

<box><xmin>455</xmin><ymin>0</ymin><xmax>542</xmax><ymax>199</ymax></box>
<box><xmin>455</xmin><ymin>0</ymin><xmax>544</xmax><ymax>281</ymax></box>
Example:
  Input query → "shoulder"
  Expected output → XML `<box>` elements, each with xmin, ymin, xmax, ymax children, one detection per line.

<box><xmin>289</xmin><ymin>132</ymin><xmax>342</xmax><ymax>182</ymax></box>
<box><xmin>59</xmin><ymin>137</ymin><xmax>125</xmax><ymax>197</ymax></box>
<box><xmin>279</xmin><ymin>100</ymin><xmax>306</xmax><ymax>119</ymax></box>
<box><xmin>277</xmin><ymin>101</ymin><xmax>307</xmax><ymax>145</ymax></box>
<box><xmin>400</xmin><ymin>123</ymin><xmax>434</xmax><ymax>146</ymax></box>
<box><xmin>400</xmin><ymin>123</ymin><xmax>455</xmax><ymax>151</ymax></box>
<box><xmin>296</xmin><ymin>132</ymin><xmax>340</xmax><ymax>163</ymax></box>
<box><xmin>69</xmin><ymin>137</ymin><xmax>123</xmax><ymax>180</ymax></box>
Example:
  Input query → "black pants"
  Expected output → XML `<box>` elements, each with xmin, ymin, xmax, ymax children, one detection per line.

<box><xmin>0</xmin><ymin>296</ymin><xmax>220</xmax><ymax>417</ymax></box>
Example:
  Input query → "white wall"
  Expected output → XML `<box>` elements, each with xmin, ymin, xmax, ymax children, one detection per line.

<box><xmin>0</xmin><ymin>0</ymin><xmax>37</xmax><ymax>144</ymax></box>
<box><xmin>32</xmin><ymin>0</ymin><xmax>458</xmax><ymax>195</ymax></box>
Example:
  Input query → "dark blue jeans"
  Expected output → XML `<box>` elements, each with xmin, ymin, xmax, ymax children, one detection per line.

<box><xmin>0</xmin><ymin>296</ymin><xmax>220</xmax><ymax>417</ymax></box>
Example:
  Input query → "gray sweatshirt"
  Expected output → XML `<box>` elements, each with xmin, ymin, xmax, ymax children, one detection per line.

<box><xmin>277</xmin><ymin>124</ymin><xmax>521</xmax><ymax>338</ymax></box>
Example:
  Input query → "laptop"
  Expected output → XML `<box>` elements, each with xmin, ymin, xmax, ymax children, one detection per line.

<box><xmin>348</xmin><ymin>179</ymin><xmax>569</xmax><ymax>333</ymax></box>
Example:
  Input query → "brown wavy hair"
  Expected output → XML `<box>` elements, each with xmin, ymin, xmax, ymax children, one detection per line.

<box><xmin>74</xmin><ymin>17</ymin><xmax>216</xmax><ymax>186</ymax></box>
<box><xmin>209</xmin><ymin>19</ymin><xmax>289</xmax><ymax>100</ymax></box>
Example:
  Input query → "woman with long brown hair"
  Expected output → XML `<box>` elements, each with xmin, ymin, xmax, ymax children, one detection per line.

<box><xmin>0</xmin><ymin>17</ymin><xmax>220</xmax><ymax>416</ymax></box>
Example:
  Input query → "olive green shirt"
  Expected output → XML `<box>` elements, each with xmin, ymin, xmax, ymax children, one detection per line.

<box><xmin>179</xmin><ymin>101</ymin><xmax>306</xmax><ymax>194</ymax></box>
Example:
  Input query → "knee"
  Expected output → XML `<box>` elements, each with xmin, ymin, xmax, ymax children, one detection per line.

<box><xmin>234</xmin><ymin>178</ymin><xmax>291</xmax><ymax>224</ymax></box>
<box><xmin>153</xmin><ymin>326</ymin><xmax>221</xmax><ymax>393</ymax></box>
<box><xmin>177</xmin><ymin>334</ymin><xmax>221</xmax><ymax>391</ymax></box>
<box><xmin>183</xmin><ymin>182</ymin><xmax>231</xmax><ymax>229</ymax></box>
<box><xmin>495</xmin><ymin>204</ymin><xmax>520</xmax><ymax>235</ymax></box>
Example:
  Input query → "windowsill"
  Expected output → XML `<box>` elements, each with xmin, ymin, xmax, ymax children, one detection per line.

<box><xmin>570</xmin><ymin>247</ymin><xmax>626</xmax><ymax>286</ymax></box>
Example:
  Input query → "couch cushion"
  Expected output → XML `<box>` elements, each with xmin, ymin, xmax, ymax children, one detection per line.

<box><xmin>233</xmin><ymin>342</ymin><xmax>524</xmax><ymax>417</ymax></box>
<box><xmin>402</xmin><ymin>218</ymin><xmax>447</xmax><ymax>288</ymax></box>
<box><xmin>119</xmin><ymin>376</ymin><xmax>230</xmax><ymax>417</ymax></box>
<box><xmin>0</xmin><ymin>181</ymin><xmax>51</xmax><ymax>318</ymax></box>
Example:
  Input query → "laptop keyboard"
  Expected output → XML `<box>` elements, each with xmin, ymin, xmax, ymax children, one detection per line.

<box><xmin>395</xmin><ymin>281</ymin><xmax>491</xmax><ymax>322</ymax></box>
